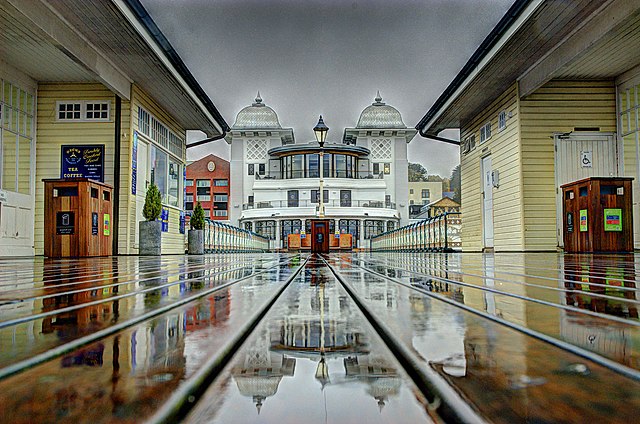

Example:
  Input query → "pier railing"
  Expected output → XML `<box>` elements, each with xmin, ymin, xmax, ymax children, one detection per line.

<box><xmin>201</xmin><ymin>219</ymin><xmax>270</xmax><ymax>252</ymax></box>
<box><xmin>370</xmin><ymin>212</ymin><xmax>461</xmax><ymax>252</ymax></box>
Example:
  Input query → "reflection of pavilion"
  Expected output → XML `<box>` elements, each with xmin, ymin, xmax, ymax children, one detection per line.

<box><xmin>344</xmin><ymin>355</ymin><xmax>402</xmax><ymax>411</ymax></box>
<box><xmin>232</xmin><ymin>330</ymin><xmax>296</xmax><ymax>413</ymax></box>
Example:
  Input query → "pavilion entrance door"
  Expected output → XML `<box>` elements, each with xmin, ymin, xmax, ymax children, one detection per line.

<box><xmin>554</xmin><ymin>133</ymin><xmax>619</xmax><ymax>247</ymax></box>
<box><xmin>311</xmin><ymin>219</ymin><xmax>329</xmax><ymax>253</ymax></box>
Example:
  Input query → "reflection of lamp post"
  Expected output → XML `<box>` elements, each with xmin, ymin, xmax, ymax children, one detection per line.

<box><xmin>315</xmin><ymin>280</ymin><xmax>330</xmax><ymax>389</ymax></box>
<box><xmin>314</xmin><ymin>116</ymin><xmax>328</xmax><ymax>218</ymax></box>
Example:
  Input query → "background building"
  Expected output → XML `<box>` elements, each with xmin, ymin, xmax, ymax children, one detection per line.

<box><xmin>186</xmin><ymin>154</ymin><xmax>230</xmax><ymax>220</ymax></box>
<box><xmin>228</xmin><ymin>93</ymin><xmax>416</xmax><ymax>249</ymax></box>
<box><xmin>408</xmin><ymin>181</ymin><xmax>443</xmax><ymax>205</ymax></box>
<box><xmin>417</xmin><ymin>0</ymin><xmax>640</xmax><ymax>252</ymax></box>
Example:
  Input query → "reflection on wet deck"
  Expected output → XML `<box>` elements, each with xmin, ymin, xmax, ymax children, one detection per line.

<box><xmin>0</xmin><ymin>252</ymin><xmax>638</xmax><ymax>423</ymax></box>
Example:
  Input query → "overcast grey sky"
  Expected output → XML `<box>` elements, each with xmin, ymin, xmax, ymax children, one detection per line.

<box><xmin>141</xmin><ymin>0</ymin><xmax>514</xmax><ymax>177</ymax></box>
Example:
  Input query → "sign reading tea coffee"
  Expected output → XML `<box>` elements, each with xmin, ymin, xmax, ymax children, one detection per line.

<box><xmin>61</xmin><ymin>145</ymin><xmax>105</xmax><ymax>182</ymax></box>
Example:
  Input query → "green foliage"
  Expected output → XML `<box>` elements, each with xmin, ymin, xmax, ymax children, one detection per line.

<box><xmin>190</xmin><ymin>202</ymin><xmax>206</xmax><ymax>230</ymax></box>
<box><xmin>142</xmin><ymin>183</ymin><xmax>162</xmax><ymax>221</ymax></box>
<box><xmin>450</xmin><ymin>164</ymin><xmax>461</xmax><ymax>203</ymax></box>
<box><xmin>408</xmin><ymin>162</ymin><xmax>429</xmax><ymax>182</ymax></box>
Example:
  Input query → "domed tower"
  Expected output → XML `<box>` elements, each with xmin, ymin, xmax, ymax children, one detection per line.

<box><xmin>228</xmin><ymin>93</ymin><xmax>294</xmax><ymax>226</ymax></box>
<box><xmin>343</xmin><ymin>92</ymin><xmax>416</xmax><ymax>225</ymax></box>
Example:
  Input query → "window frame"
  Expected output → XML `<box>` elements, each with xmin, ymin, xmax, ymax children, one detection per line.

<box><xmin>498</xmin><ymin>111</ymin><xmax>507</xmax><ymax>131</ymax></box>
<box><xmin>56</xmin><ymin>100</ymin><xmax>111</xmax><ymax>122</ymax></box>
<box><xmin>480</xmin><ymin>122</ymin><xmax>492</xmax><ymax>143</ymax></box>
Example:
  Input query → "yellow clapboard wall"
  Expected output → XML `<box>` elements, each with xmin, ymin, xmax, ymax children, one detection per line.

<box><xmin>460</xmin><ymin>83</ymin><xmax>523</xmax><ymax>251</ymax></box>
<box><xmin>35</xmin><ymin>83</ymin><xmax>116</xmax><ymax>255</ymax></box>
<box><xmin>520</xmin><ymin>80</ymin><xmax>617</xmax><ymax>251</ymax></box>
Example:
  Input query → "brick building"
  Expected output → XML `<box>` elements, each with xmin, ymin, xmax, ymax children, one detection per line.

<box><xmin>186</xmin><ymin>154</ymin><xmax>230</xmax><ymax>220</ymax></box>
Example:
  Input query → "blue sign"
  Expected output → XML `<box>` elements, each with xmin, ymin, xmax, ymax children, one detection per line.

<box><xmin>61</xmin><ymin>145</ymin><xmax>105</xmax><ymax>181</ymax></box>
<box><xmin>179</xmin><ymin>211</ymin><xmax>185</xmax><ymax>234</ymax></box>
<box><xmin>161</xmin><ymin>208</ymin><xmax>169</xmax><ymax>232</ymax></box>
<box><xmin>132</xmin><ymin>132</ymin><xmax>138</xmax><ymax>195</ymax></box>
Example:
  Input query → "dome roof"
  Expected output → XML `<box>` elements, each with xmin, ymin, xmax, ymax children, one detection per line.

<box><xmin>233</xmin><ymin>93</ymin><xmax>282</xmax><ymax>129</ymax></box>
<box><xmin>356</xmin><ymin>92</ymin><xmax>406</xmax><ymax>129</ymax></box>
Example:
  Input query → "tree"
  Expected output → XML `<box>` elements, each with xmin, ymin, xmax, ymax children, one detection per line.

<box><xmin>142</xmin><ymin>184</ymin><xmax>162</xmax><ymax>221</ymax></box>
<box><xmin>408</xmin><ymin>162</ymin><xmax>429</xmax><ymax>182</ymax></box>
<box><xmin>190</xmin><ymin>202</ymin><xmax>206</xmax><ymax>230</ymax></box>
<box><xmin>450</xmin><ymin>164</ymin><xmax>461</xmax><ymax>203</ymax></box>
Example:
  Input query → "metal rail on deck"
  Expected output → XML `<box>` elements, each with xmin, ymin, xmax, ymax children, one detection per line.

<box><xmin>370</xmin><ymin>212</ymin><xmax>461</xmax><ymax>252</ymax></box>
<box><xmin>201</xmin><ymin>219</ymin><xmax>270</xmax><ymax>252</ymax></box>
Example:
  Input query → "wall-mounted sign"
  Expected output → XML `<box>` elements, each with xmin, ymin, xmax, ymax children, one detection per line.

<box><xmin>61</xmin><ymin>145</ymin><xmax>105</xmax><ymax>181</ymax></box>
<box><xmin>92</xmin><ymin>212</ymin><xmax>99</xmax><ymax>235</ymax></box>
<box><xmin>580</xmin><ymin>150</ymin><xmax>592</xmax><ymax>168</ymax></box>
<box><xmin>103</xmin><ymin>213</ymin><xmax>110</xmax><ymax>236</ymax></box>
<box><xmin>56</xmin><ymin>211</ymin><xmax>75</xmax><ymax>235</ymax></box>
<box><xmin>579</xmin><ymin>209</ymin><xmax>588</xmax><ymax>232</ymax></box>
<box><xmin>207</xmin><ymin>161</ymin><xmax>215</xmax><ymax>172</ymax></box>
<box><xmin>161</xmin><ymin>208</ymin><xmax>169</xmax><ymax>232</ymax></box>
<box><xmin>132</xmin><ymin>132</ymin><xmax>138</xmax><ymax>195</ymax></box>
<box><xmin>179</xmin><ymin>211</ymin><xmax>185</xmax><ymax>234</ymax></box>
<box><xmin>604</xmin><ymin>208</ymin><xmax>622</xmax><ymax>232</ymax></box>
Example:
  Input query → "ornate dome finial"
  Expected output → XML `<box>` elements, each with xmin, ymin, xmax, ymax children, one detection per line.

<box><xmin>374</xmin><ymin>90</ymin><xmax>383</xmax><ymax>104</ymax></box>
<box><xmin>253</xmin><ymin>91</ymin><xmax>263</xmax><ymax>107</ymax></box>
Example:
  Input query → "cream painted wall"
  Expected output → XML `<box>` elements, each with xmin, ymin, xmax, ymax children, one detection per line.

<box><xmin>35</xmin><ymin>83</ymin><xmax>116</xmax><ymax>255</ymax></box>
<box><xmin>460</xmin><ymin>83</ymin><xmax>522</xmax><ymax>252</ymax></box>
<box><xmin>520</xmin><ymin>80</ymin><xmax>617</xmax><ymax>251</ymax></box>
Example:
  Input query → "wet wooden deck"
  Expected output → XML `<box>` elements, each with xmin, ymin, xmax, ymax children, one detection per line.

<box><xmin>0</xmin><ymin>252</ymin><xmax>638</xmax><ymax>423</ymax></box>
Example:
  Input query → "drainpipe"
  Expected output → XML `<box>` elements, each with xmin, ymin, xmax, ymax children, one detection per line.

<box><xmin>186</xmin><ymin>130</ymin><xmax>227</xmax><ymax>149</ymax></box>
<box><xmin>417</xmin><ymin>129</ymin><xmax>461</xmax><ymax>146</ymax></box>
<box><xmin>112</xmin><ymin>96</ymin><xmax>122</xmax><ymax>255</ymax></box>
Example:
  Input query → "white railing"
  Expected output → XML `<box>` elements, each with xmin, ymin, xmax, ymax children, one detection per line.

<box><xmin>370</xmin><ymin>212</ymin><xmax>461</xmax><ymax>252</ymax></box>
<box><xmin>202</xmin><ymin>219</ymin><xmax>269</xmax><ymax>252</ymax></box>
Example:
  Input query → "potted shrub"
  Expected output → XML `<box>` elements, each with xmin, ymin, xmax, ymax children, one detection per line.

<box><xmin>188</xmin><ymin>202</ymin><xmax>206</xmax><ymax>255</ymax></box>
<box><xmin>139</xmin><ymin>183</ymin><xmax>163</xmax><ymax>255</ymax></box>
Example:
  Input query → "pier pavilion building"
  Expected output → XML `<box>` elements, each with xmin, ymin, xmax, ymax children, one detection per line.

<box><xmin>228</xmin><ymin>93</ymin><xmax>416</xmax><ymax>250</ymax></box>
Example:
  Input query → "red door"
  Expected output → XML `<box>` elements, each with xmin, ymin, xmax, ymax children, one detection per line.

<box><xmin>311</xmin><ymin>220</ymin><xmax>329</xmax><ymax>253</ymax></box>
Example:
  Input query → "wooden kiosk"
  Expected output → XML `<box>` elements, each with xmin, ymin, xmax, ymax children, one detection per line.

<box><xmin>561</xmin><ymin>177</ymin><xmax>633</xmax><ymax>253</ymax></box>
<box><xmin>43</xmin><ymin>178</ymin><xmax>113</xmax><ymax>257</ymax></box>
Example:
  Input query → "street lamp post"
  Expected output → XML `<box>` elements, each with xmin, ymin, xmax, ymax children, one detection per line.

<box><xmin>314</xmin><ymin>116</ymin><xmax>329</xmax><ymax>218</ymax></box>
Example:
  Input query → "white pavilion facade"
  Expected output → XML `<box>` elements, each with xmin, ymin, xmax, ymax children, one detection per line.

<box><xmin>227</xmin><ymin>93</ymin><xmax>416</xmax><ymax>250</ymax></box>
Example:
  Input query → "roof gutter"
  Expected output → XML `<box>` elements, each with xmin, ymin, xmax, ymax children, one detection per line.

<box><xmin>186</xmin><ymin>132</ymin><xmax>228</xmax><ymax>149</ymax></box>
<box><xmin>115</xmin><ymin>0</ymin><xmax>230</xmax><ymax>136</ymax></box>
<box><xmin>416</xmin><ymin>0</ymin><xmax>540</xmax><ymax>138</ymax></box>
<box><xmin>422</xmin><ymin>135</ymin><xmax>460</xmax><ymax>146</ymax></box>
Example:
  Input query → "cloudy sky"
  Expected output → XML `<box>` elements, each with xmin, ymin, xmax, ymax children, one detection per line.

<box><xmin>141</xmin><ymin>0</ymin><xmax>514</xmax><ymax>177</ymax></box>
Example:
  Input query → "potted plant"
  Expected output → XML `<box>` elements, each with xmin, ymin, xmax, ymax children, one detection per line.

<box><xmin>188</xmin><ymin>202</ymin><xmax>206</xmax><ymax>255</ymax></box>
<box><xmin>139</xmin><ymin>183</ymin><xmax>163</xmax><ymax>255</ymax></box>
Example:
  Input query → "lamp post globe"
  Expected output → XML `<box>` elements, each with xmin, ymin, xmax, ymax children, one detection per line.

<box><xmin>313</xmin><ymin>115</ymin><xmax>329</xmax><ymax>147</ymax></box>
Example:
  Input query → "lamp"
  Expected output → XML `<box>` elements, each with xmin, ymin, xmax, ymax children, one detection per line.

<box><xmin>313</xmin><ymin>115</ymin><xmax>329</xmax><ymax>147</ymax></box>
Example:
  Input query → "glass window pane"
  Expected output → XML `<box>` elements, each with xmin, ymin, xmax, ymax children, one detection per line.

<box><xmin>323</xmin><ymin>153</ymin><xmax>331</xmax><ymax>177</ymax></box>
<box><xmin>2</xmin><ymin>132</ymin><xmax>16</xmax><ymax>191</ymax></box>
<box><xmin>292</xmin><ymin>154</ymin><xmax>303</xmax><ymax>178</ymax></box>
<box><xmin>3</xmin><ymin>81</ymin><xmax>10</xmax><ymax>104</ymax></box>
<box><xmin>308</xmin><ymin>154</ymin><xmax>319</xmax><ymax>178</ymax></box>
<box><xmin>168</xmin><ymin>159</ymin><xmax>180</xmax><ymax>207</ymax></box>
<box><xmin>18</xmin><ymin>136</ymin><xmax>31</xmax><ymax>194</ymax></box>
<box><xmin>150</xmin><ymin>146</ymin><xmax>167</xmax><ymax>203</ymax></box>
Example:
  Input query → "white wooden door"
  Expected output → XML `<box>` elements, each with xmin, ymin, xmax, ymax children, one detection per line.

<box><xmin>481</xmin><ymin>155</ymin><xmax>494</xmax><ymax>249</ymax></box>
<box><xmin>134</xmin><ymin>140</ymin><xmax>149</xmax><ymax>247</ymax></box>
<box><xmin>554</xmin><ymin>133</ymin><xmax>619</xmax><ymax>247</ymax></box>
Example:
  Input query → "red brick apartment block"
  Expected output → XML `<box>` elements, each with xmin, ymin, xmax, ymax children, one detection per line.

<box><xmin>186</xmin><ymin>154</ymin><xmax>230</xmax><ymax>220</ymax></box>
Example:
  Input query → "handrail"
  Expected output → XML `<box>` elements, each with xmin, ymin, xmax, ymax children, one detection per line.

<box><xmin>199</xmin><ymin>219</ymin><xmax>270</xmax><ymax>253</ymax></box>
<box><xmin>370</xmin><ymin>212</ymin><xmax>461</xmax><ymax>252</ymax></box>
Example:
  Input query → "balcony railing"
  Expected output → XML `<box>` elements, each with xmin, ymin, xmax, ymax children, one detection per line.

<box><xmin>199</xmin><ymin>219</ymin><xmax>270</xmax><ymax>252</ymax></box>
<box><xmin>254</xmin><ymin>170</ymin><xmax>385</xmax><ymax>180</ymax></box>
<box><xmin>243</xmin><ymin>199</ymin><xmax>396</xmax><ymax>210</ymax></box>
<box><xmin>370</xmin><ymin>212</ymin><xmax>461</xmax><ymax>252</ymax></box>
